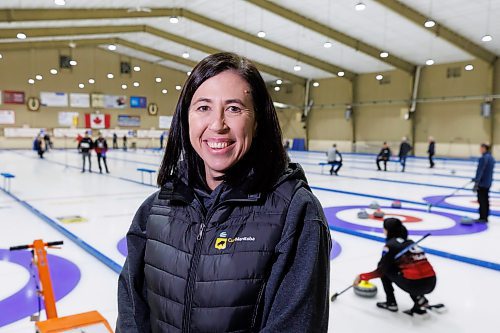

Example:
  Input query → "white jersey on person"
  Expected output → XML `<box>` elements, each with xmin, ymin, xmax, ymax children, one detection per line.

<box><xmin>327</xmin><ymin>147</ymin><xmax>340</xmax><ymax>162</ymax></box>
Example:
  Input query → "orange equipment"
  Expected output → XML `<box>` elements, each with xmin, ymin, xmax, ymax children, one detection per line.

<box><xmin>10</xmin><ymin>239</ymin><xmax>114</xmax><ymax>333</ymax></box>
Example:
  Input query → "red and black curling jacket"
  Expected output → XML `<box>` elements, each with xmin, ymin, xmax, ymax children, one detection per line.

<box><xmin>360</xmin><ymin>237</ymin><xmax>435</xmax><ymax>281</ymax></box>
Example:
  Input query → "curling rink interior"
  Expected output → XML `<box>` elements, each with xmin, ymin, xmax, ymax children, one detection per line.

<box><xmin>1</xmin><ymin>148</ymin><xmax>499</xmax><ymax>332</ymax></box>
<box><xmin>2</xmin><ymin>0</ymin><xmax>500</xmax><ymax>331</ymax></box>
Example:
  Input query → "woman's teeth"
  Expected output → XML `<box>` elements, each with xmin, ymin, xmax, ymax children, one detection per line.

<box><xmin>207</xmin><ymin>141</ymin><xmax>231</xmax><ymax>149</ymax></box>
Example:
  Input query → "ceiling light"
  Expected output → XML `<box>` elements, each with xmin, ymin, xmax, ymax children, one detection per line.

<box><xmin>376</xmin><ymin>74</ymin><xmax>383</xmax><ymax>81</ymax></box>
<box><xmin>0</xmin><ymin>54</ymin><xmax>2</xmax><ymax>59</ymax></box>
<box><xmin>35</xmin><ymin>74</ymin><xmax>43</xmax><ymax>80</ymax></box>
<box><xmin>293</xmin><ymin>64</ymin><xmax>301</xmax><ymax>71</ymax></box>
<box><xmin>481</xmin><ymin>34</ymin><xmax>493</xmax><ymax>42</ymax></box>
<box><xmin>424</xmin><ymin>19</ymin><xmax>435</xmax><ymax>28</ymax></box>
<box><xmin>50</xmin><ymin>68</ymin><xmax>58</xmax><ymax>74</ymax></box>
<box><xmin>464</xmin><ymin>64</ymin><xmax>474</xmax><ymax>71</ymax></box>
<box><xmin>127</xmin><ymin>6</ymin><xmax>152</xmax><ymax>13</ymax></box>
<box><xmin>313</xmin><ymin>82</ymin><xmax>320</xmax><ymax>87</ymax></box>
<box><xmin>175</xmin><ymin>85</ymin><xmax>182</xmax><ymax>91</ymax></box>
<box><xmin>16</xmin><ymin>32</ymin><xmax>27</xmax><ymax>39</ymax></box>
<box><xmin>257</xmin><ymin>31</ymin><xmax>266</xmax><ymax>38</ymax></box>
<box><xmin>162</xmin><ymin>89</ymin><xmax>168</xmax><ymax>94</ymax></box>
<box><xmin>69</xmin><ymin>60</ymin><xmax>77</xmax><ymax>66</ymax></box>
<box><xmin>355</xmin><ymin>2</ymin><xmax>366</xmax><ymax>11</ymax></box>
<box><xmin>274</xmin><ymin>86</ymin><xmax>280</xmax><ymax>91</ymax></box>
<box><xmin>276</xmin><ymin>79</ymin><xmax>282</xmax><ymax>85</ymax></box>
<box><xmin>121</xmin><ymin>84</ymin><xmax>128</xmax><ymax>89</ymax></box>
<box><xmin>182</xmin><ymin>51</ymin><xmax>190</xmax><ymax>59</ymax></box>
<box><xmin>337</xmin><ymin>71</ymin><xmax>345</xmax><ymax>77</ymax></box>
<box><xmin>425</xmin><ymin>59</ymin><xmax>435</xmax><ymax>66</ymax></box>
<box><xmin>28</xmin><ymin>78</ymin><xmax>35</xmax><ymax>84</ymax></box>
<box><xmin>133</xmin><ymin>66</ymin><xmax>141</xmax><ymax>72</ymax></box>
<box><xmin>380</xmin><ymin>51</ymin><xmax>389</xmax><ymax>58</ymax></box>
<box><xmin>187</xmin><ymin>71</ymin><xmax>191</xmax><ymax>76</ymax></box>
<box><xmin>169</xmin><ymin>16</ymin><xmax>179</xmax><ymax>24</ymax></box>
<box><xmin>323</xmin><ymin>41</ymin><xmax>332</xmax><ymax>48</ymax></box>
<box><xmin>54</xmin><ymin>0</ymin><xmax>66</xmax><ymax>6</ymax></box>
<box><xmin>88</xmin><ymin>78</ymin><xmax>95</xmax><ymax>84</ymax></box>
<box><xmin>107</xmin><ymin>73</ymin><xmax>114</xmax><ymax>79</ymax></box>
<box><xmin>133</xmin><ymin>81</ymin><xmax>140</xmax><ymax>87</ymax></box>
<box><xmin>78</xmin><ymin>83</ymin><xmax>85</xmax><ymax>89</ymax></box>
<box><xmin>68</xmin><ymin>41</ymin><xmax>76</xmax><ymax>48</ymax></box>
<box><xmin>108</xmin><ymin>44</ymin><xmax>117</xmax><ymax>51</ymax></box>
<box><xmin>155</xmin><ymin>77</ymin><xmax>162</xmax><ymax>83</ymax></box>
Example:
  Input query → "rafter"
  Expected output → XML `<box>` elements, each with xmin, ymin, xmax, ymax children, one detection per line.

<box><xmin>245</xmin><ymin>0</ymin><xmax>416</xmax><ymax>74</ymax></box>
<box><xmin>0</xmin><ymin>25</ymin><xmax>306</xmax><ymax>84</ymax></box>
<box><xmin>0</xmin><ymin>7</ymin><xmax>352</xmax><ymax>79</ymax></box>
<box><xmin>0</xmin><ymin>37</ymin><xmax>115</xmax><ymax>51</ymax></box>
<box><xmin>0</xmin><ymin>37</ymin><xmax>190</xmax><ymax>75</ymax></box>
<box><xmin>374</xmin><ymin>0</ymin><xmax>497</xmax><ymax>64</ymax></box>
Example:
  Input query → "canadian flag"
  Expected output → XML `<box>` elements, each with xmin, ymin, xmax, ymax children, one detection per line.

<box><xmin>85</xmin><ymin>113</ymin><xmax>110</xmax><ymax>129</ymax></box>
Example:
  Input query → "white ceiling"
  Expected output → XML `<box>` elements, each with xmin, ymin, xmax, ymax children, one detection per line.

<box><xmin>400</xmin><ymin>0</ymin><xmax>500</xmax><ymax>55</ymax></box>
<box><xmin>0</xmin><ymin>0</ymin><xmax>497</xmax><ymax>82</ymax></box>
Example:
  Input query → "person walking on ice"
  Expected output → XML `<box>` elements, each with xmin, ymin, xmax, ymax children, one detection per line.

<box><xmin>398</xmin><ymin>137</ymin><xmax>412</xmax><ymax>172</ymax></box>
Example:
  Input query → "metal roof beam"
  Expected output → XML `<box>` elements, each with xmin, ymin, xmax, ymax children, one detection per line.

<box><xmin>0</xmin><ymin>8</ymin><xmax>351</xmax><ymax>78</ymax></box>
<box><xmin>374</xmin><ymin>0</ymin><xmax>497</xmax><ymax>64</ymax></box>
<box><xmin>0</xmin><ymin>37</ymin><xmax>116</xmax><ymax>50</ymax></box>
<box><xmin>245</xmin><ymin>0</ymin><xmax>416</xmax><ymax>74</ymax></box>
<box><xmin>0</xmin><ymin>24</ymin><xmax>306</xmax><ymax>84</ymax></box>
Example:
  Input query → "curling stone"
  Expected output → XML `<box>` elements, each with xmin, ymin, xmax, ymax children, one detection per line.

<box><xmin>451</xmin><ymin>170</ymin><xmax>456</xmax><ymax>175</ymax></box>
<box><xmin>460</xmin><ymin>216</ymin><xmax>474</xmax><ymax>225</ymax></box>
<box><xmin>391</xmin><ymin>200</ymin><xmax>402</xmax><ymax>208</ymax></box>
<box><xmin>357</xmin><ymin>209</ymin><xmax>369</xmax><ymax>219</ymax></box>
<box><xmin>373</xmin><ymin>209</ymin><xmax>385</xmax><ymax>218</ymax></box>
<box><xmin>369</xmin><ymin>201</ymin><xmax>380</xmax><ymax>209</ymax></box>
<box><xmin>353</xmin><ymin>281</ymin><xmax>378</xmax><ymax>298</ymax></box>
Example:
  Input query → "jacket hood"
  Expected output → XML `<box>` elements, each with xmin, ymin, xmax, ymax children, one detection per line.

<box><xmin>273</xmin><ymin>162</ymin><xmax>308</xmax><ymax>189</ymax></box>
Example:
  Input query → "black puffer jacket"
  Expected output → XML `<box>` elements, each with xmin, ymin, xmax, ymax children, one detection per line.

<box><xmin>116</xmin><ymin>163</ymin><xmax>331</xmax><ymax>333</ymax></box>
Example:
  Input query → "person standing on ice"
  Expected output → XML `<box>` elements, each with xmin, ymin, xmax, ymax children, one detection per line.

<box><xmin>473</xmin><ymin>143</ymin><xmax>495</xmax><ymax>223</ymax></box>
<box><xmin>117</xmin><ymin>52</ymin><xmax>331</xmax><ymax>333</ymax></box>
<box><xmin>354</xmin><ymin>218</ymin><xmax>437</xmax><ymax>316</ymax></box>
<box><xmin>427</xmin><ymin>136</ymin><xmax>436</xmax><ymax>168</ymax></box>
<box><xmin>94</xmin><ymin>133</ymin><xmax>110</xmax><ymax>174</ymax></box>
<box><xmin>78</xmin><ymin>131</ymin><xmax>94</xmax><ymax>173</ymax></box>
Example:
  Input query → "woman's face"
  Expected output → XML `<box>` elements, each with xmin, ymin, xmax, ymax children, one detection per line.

<box><xmin>188</xmin><ymin>70</ymin><xmax>256</xmax><ymax>181</ymax></box>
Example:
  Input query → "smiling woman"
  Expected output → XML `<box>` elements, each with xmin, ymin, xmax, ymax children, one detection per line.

<box><xmin>117</xmin><ymin>53</ymin><xmax>332</xmax><ymax>333</ymax></box>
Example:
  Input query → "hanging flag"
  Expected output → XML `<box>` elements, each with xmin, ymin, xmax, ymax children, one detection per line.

<box><xmin>85</xmin><ymin>113</ymin><xmax>111</xmax><ymax>129</ymax></box>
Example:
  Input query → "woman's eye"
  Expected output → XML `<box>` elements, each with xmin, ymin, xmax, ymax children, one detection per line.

<box><xmin>196</xmin><ymin>105</ymin><xmax>210</xmax><ymax>112</ymax></box>
<box><xmin>227</xmin><ymin>106</ymin><xmax>242</xmax><ymax>113</ymax></box>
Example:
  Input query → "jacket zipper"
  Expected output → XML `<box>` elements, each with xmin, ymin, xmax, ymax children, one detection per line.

<box><xmin>181</xmin><ymin>196</ymin><xmax>261</xmax><ymax>333</ymax></box>
<box><xmin>182</xmin><ymin>221</ymin><xmax>206</xmax><ymax>333</ymax></box>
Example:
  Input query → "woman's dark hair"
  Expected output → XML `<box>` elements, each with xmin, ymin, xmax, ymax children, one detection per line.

<box><xmin>383</xmin><ymin>218</ymin><xmax>408</xmax><ymax>240</ymax></box>
<box><xmin>157</xmin><ymin>52</ymin><xmax>288</xmax><ymax>192</ymax></box>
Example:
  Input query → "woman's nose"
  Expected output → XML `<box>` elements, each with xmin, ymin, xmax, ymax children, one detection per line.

<box><xmin>208</xmin><ymin>109</ymin><xmax>227</xmax><ymax>132</ymax></box>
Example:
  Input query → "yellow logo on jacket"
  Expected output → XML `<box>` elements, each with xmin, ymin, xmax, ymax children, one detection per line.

<box><xmin>215</xmin><ymin>231</ymin><xmax>227</xmax><ymax>250</ymax></box>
